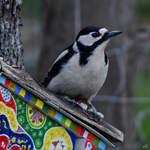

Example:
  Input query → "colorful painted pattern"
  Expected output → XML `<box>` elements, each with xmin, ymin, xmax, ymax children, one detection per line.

<box><xmin>0</xmin><ymin>85</ymin><xmax>76</xmax><ymax>150</ymax></box>
<box><xmin>0</xmin><ymin>75</ymin><xmax>107</xmax><ymax>150</ymax></box>
<box><xmin>0</xmin><ymin>114</ymin><xmax>34</xmax><ymax>150</ymax></box>
<box><xmin>84</xmin><ymin>140</ymin><xmax>96</xmax><ymax>150</ymax></box>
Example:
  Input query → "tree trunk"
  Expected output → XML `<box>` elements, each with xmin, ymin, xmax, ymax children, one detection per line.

<box><xmin>0</xmin><ymin>0</ymin><xmax>24</xmax><ymax>69</ymax></box>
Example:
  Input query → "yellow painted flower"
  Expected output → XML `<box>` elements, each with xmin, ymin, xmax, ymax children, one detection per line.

<box><xmin>43</xmin><ymin>127</ymin><xmax>73</xmax><ymax>150</ymax></box>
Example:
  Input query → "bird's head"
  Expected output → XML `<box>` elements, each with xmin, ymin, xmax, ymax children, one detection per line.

<box><xmin>73</xmin><ymin>26</ymin><xmax>122</xmax><ymax>53</ymax></box>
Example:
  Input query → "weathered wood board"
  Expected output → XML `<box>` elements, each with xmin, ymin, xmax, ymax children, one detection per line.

<box><xmin>0</xmin><ymin>59</ymin><xmax>124</xmax><ymax>150</ymax></box>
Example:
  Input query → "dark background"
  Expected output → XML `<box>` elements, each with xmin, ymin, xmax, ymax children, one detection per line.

<box><xmin>22</xmin><ymin>0</ymin><xmax>150</xmax><ymax>150</ymax></box>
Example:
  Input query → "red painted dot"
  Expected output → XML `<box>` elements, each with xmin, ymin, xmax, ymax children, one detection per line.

<box><xmin>32</xmin><ymin>119</ymin><xmax>35</xmax><ymax>123</ymax></box>
<box><xmin>29</xmin><ymin>110</ymin><xmax>32</xmax><ymax>114</ymax></box>
<box><xmin>39</xmin><ymin>118</ymin><xmax>43</xmax><ymax>122</ymax></box>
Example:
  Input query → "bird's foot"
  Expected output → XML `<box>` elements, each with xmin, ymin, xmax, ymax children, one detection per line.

<box><xmin>75</xmin><ymin>98</ymin><xmax>104</xmax><ymax>122</ymax></box>
<box><xmin>62</xmin><ymin>96</ymin><xmax>78</xmax><ymax>105</ymax></box>
<box><xmin>73</xmin><ymin>96</ymin><xmax>88</xmax><ymax>110</ymax></box>
<box><xmin>60</xmin><ymin>95</ymin><xmax>88</xmax><ymax>109</ymax></box>
<box><xmin>86</xmin><ymin>103</ymin><xmax>104</xmax><ymax>122</ymax></box>
<box><xmin>87</xmin><ymin>110</ymin><xmax>104</xmax><ymax>122</ymax></box>
<box><xmin>60</xmin><ymin>95</ymin><xmax>104</xmax><ymax>122</ymax></box>
<box><xmin>78</xmin><ymin>102</ymin><xmax>88</xmax><ymax>110</ymax></box>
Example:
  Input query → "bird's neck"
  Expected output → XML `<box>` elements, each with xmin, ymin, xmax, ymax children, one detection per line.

<box><xmin>92</xmin><ymin>41</ymin><xmax>108</xmax><ymax>58</ymax></box>
<box><xmin>87</xmin><ymin>41</ymin><xmax>109</xmax><ymax>65</ymax></box>
<box><xmin>76</xmin><ymin>41</ymin><xmax>108</xmax><ymax>66</ymax></box>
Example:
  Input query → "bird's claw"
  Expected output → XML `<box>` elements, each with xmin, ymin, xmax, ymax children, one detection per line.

<box><xmin>62</xmin><ymin>96</ymin><xmax>78</xmax><ymax>105</ymax></box>
<box><xmin>87</xmin><ymin>110</ymin><xmax>104</xmax><ymax>122</ymax></box>
<box><xmin>77</xmin><ymin>102</ymin><xmax>104</xmax><ymax>122</ymax></box>
<box><xmin>78</xmin><ymin>102</ymin><xmax>88</xmax><ymax>110</ymax></box>
<box><xmin>61</xmin><ymin>96</ymin><xmax>104</xmax><ymax>122</ymax></box>
<box><xmin>85</xmin><ymin>103</ymin><xmax>104</xmax><ymax>122</ymax></box>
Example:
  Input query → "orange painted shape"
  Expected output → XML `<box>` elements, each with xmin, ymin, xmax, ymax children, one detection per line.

<box><xmin>49</xmin><ymin>108</ymin><xmax>56</xmax><ymax>117</ymax></box>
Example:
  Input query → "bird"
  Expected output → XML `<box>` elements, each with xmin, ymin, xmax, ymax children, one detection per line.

<box><xmin>42</xmin><ymin>26</ymin><xmax>121</xmax><ymax>120</ymax></box>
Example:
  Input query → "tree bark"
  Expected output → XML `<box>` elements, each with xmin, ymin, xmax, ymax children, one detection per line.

<box><xmin>0</xmin><ymin>0</ymin><xmax>24</xmax><ymax>69</ymax></box>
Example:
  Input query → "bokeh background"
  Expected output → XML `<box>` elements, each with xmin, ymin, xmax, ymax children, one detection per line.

<box><xmin>22</xmin><ymin>0</ymin><xmax>150</xmax><ymax>150</ymax></box>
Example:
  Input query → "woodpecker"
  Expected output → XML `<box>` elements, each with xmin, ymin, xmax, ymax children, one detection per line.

<box><xmin>42</xmin><ymin>26</ymin><xmax>121</xmax><ymax>120</ymax></box>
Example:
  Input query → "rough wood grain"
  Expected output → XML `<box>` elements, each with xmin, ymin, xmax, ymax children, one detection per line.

<box><xmin>0</xmin><ymin>0</ymin><xmax>24</xmax><ymax>68</ymax></box>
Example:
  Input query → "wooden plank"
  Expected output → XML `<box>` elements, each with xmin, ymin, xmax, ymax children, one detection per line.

<box><xmin>0</xmin><ymin>59</ymin><xmax>124</xmax><ymax>145</ymax></box>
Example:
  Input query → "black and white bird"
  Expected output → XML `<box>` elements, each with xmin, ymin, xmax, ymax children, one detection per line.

<box><xmin>42</xmin><ymin>26</ymin><xmax>121</xmax><ymax>119</ymax></box>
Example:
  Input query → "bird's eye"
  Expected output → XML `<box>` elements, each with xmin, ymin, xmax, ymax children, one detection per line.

<box><xmin>91</xmin><ymin>32</ymin><xmax>100</xmax><ymax>38</ymax></box>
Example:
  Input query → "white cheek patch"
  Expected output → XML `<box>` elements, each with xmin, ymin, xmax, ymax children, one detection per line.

<box><xmin>78</xmin><ymin>34</ymin><xmax>101</xmax><ymax>46</ymax></box>
<box><xmin>99</xmin><ymin>28</ymin><xmax>108</xmax><ymax>36</ymax></box>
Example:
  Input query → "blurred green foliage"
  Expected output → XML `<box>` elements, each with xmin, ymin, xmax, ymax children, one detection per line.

<box><xmin>134</xmin><ymin>73</ymin><xmax>150</xmax><ymax>98</ymax></box>
<box><xmin>22</xmin><ymin>0</ymin><xmax>41</xmax><ymax>19</ymax></box>
<box><xmin>136</xmin><ymin>0</ymin><xmax>150</xmax><ymax>20</ymax></box>
<box><xmin>134</xmin><ymin>73</ymin><xmax>150</xmax><ymax>150</ymax></box>
<box><xmin>143</xmin><ymin>117</ymin><xmax>150</xmax><ymax>145</ymax></box>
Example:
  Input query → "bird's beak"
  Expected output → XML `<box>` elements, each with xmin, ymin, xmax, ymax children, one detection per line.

<box><xmin>104</xmin><ymin>30</ymin><xmax>122</xmax><ymax>40</ymax></box>
<box><xmin>106</xmin><ymin>31</ymin><xmax>122</xmax><ymax>39</ymax></box>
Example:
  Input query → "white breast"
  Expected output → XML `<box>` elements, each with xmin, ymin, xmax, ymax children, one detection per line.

<box><xmin>48</xmin><ymin>42</ymin><xmax>109</xmax><ymax>101</ymax></box>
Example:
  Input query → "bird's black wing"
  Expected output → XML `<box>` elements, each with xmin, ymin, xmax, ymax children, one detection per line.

<box><xmin>42</xmin><ymin>46</ymin><xmax>75</xmax><ymax>87</ymax></box>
